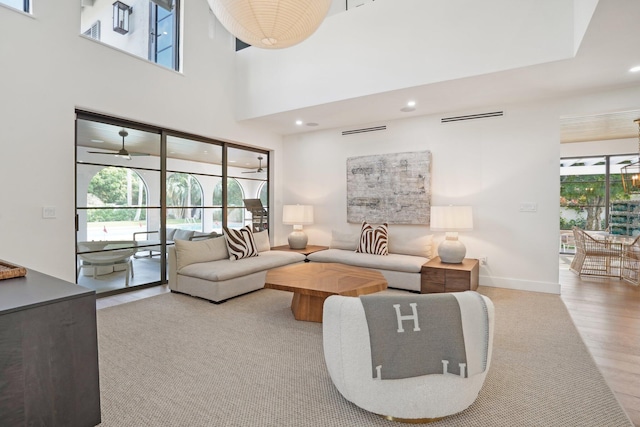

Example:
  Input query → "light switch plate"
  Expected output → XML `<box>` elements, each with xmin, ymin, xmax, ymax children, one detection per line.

<box><xmin>519</xmin><ymin>202</ymin><xmax>537</xmax><ymax>212</ymax></box>
<box><xmin>42</xmin><ymin>206</ymin><xmax>56</xmax><ymax>219</ymax></box>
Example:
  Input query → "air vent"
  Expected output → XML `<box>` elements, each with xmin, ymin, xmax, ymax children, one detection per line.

<box><xmin>441</xmin><ymin>111</ymin><xmax>504</xmax><ymax>123</ymax></box>
<box><xmin>342</xmin><ymin>125</ymin><xmax>387</xmax><ymax>136</ymax></box>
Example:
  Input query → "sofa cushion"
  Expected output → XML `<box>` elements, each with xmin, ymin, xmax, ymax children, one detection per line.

<box><xmin>356</xmin><ymin>222</ymin><xmax>388</xmax><ymax>255</ymax></box>
<box><xmin>192</xmin><ymin>231</ymin><xmax>220</xmax><ymax>241</ymax></box>
<box><xmin>224</xmin><ymin>226</ymin><xmax>259</xmax><ymax>260</ymax></box>
<box><xmin>307</xmin><ymin>248</ymin><xmax>427</xmax><ymax>273</ymax></box>
<box><xmin>175</xmin><ymin>236</ymin><xmax>229</xmax><ymax>270</ymax></box>
<box><xmin>254</xmin><ymin>230</ymin><xmax>271</xmax><ymax>252</ymax></box>
<box><xmin>178</xmin><ymin>250</ymin><xmax>306</xmax><ymax>281</ymax></box>
<box><xmin>174</xmin><ymin>229</ymin><xmax>195</xmax><ymax>241</ymax></box>
<box><xmin>166</xmin><ymin>228</ymin><xmax>178</xmax><ymax>241</ymax></box>
<box><xmin>388</xmin><ymin>234</ymin><xmax>433</xmax><ymax>258</ymax></box>
<box><xmin>330</xmin><ymin>230</ymin><xmax>359</xmax><ymax>251</ymax></box>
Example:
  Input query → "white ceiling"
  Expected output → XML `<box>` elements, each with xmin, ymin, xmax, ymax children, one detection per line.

<box><xmin>77</xmin><ymin>0</ymin><xmax>640</xmax><ymax>158</ymax></box>
<box><xmin>239</xmin><ymin>0</ymin><xmax>640</xmax><ymax>143</ymax></box>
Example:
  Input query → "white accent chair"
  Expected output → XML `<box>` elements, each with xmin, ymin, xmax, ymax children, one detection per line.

<box><xmin>322</xmin><ymin>293</ymin><xmax>495</xmax><ymax>422</ymax></box>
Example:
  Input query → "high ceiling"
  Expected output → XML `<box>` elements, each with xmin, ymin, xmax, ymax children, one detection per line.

<box><xmin>240</xmin><ymin>0</ymin><xmax>640</xmax><ymax>143</ymax></box>
<box><xmin>77</xmin><ymin>0</ymin><xmax>640</xmax><ymax>155</ymax></box>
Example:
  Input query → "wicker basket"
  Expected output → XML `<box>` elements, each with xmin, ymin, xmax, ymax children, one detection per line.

<box><xmin>0</xmin><ymin>260</ymin><xmax>27</xmax><ymax>280</ymax></box>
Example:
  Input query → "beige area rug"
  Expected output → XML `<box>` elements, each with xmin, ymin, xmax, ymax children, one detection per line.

<box><xmin>96</xmin><ymin>287</ymin><xmax>633</xmax><ymax>426</ymax></box>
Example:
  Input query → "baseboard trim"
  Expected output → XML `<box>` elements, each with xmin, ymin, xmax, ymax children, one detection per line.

<box><xmin>479</xmin><ymin>275</ymin><xmax>561</xmax><ymax>294</ymax></box>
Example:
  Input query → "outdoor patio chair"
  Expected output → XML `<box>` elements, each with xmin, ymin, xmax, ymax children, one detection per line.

<box><xmin>77</xmin><ymin>240</ymin><xmax>138</xmax><ymax>286</ymax></box>
<box><xmin>569</xmin><ymin>227</ymin><xmax>622</xmax><ymax>278</ymax></box>
<box><xmin>621</xmin><ymin>235</ymin><xmax>640</xmax><ymax>286</ymax></box>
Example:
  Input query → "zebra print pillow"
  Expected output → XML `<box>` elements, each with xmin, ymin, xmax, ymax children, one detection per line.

<box><xmin>356</xmin><ymin>221</ymin><xmax>389</xmax><ymax>255</ymax></box>
<box><xmin>223</xmin><ymin>226</ymin><xmax>259</xmax><ymax>260</ymax></box>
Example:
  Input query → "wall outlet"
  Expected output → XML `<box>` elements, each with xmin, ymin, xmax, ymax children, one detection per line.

<box><xmin>479</xmin><ymin>256</ymin><xmax>488</xmax><ymax>266</ymax></box>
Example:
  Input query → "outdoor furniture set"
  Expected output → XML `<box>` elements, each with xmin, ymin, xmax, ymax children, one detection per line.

<box><xmin>570</xmin><ymin>227</ymin><xmax>640</xmax><ymax>285</ymax></box>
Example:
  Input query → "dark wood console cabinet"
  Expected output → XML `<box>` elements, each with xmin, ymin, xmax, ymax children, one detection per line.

<box><xmin>0</xmin><ymin>266</ymin><xmax>101</xmax><ymax>427</ymax></box>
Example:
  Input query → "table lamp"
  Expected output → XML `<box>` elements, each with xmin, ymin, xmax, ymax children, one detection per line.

<box><xmin>430</xmin><ymin>206</ymin><xmax>473</xmax><ymax>263</ymax></box>
<box><xmin>283</xmin><ymin>205</ymin><xmax>314</xmax><ymax>249</ymax></box>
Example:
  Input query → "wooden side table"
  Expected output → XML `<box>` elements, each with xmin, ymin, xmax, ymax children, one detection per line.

<box><xmin>270</xmin><ymin>245</ymin><xmax>328</xmax><ymax>257</ymax></box>
<box><xmin>421</xmin><ymin>257</ymin><xmax>479</xmax><ymax>293</ymax></box>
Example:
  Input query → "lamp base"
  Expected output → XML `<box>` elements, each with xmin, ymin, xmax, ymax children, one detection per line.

<box><xmin>288</xmin><ymin>230</ymin><xmax>308</xmax><ymax>249</ymax></box>
<box><xmin>438</xmin><ymin>239</ymin><xmax>466</xmax><ymax>264</ymax></box>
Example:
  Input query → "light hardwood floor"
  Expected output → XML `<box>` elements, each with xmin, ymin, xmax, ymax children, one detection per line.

<box><xmin>559</xmin><ymin>267</ymin><xmax>640</xmax><ymax>426</ymax></box>
<box><xmin>97</xmin><ymin>264</ymin><xmax>640</xmax><ymax>425</ymax></box>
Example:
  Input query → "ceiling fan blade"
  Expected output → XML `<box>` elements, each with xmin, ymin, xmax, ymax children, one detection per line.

<box><xmin>129</xmin><ymin>152</ymin><xmax>151</xmax><ymax>156</ymax></box>
<box><xmin>87</xmin><ymin>151</ymin><xmax>119</xmax><ymax>155</ymax></box>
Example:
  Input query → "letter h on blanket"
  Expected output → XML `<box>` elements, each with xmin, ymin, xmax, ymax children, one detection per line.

<box><xmin>360</xmin><ymin>291</ymin><xmax>489</xmax><ymax>381</ymax></box>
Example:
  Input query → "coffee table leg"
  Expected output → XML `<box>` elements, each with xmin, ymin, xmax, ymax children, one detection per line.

<box><xmin>291</xmin><ymin>293</ymin><xmax>326</xmax><ymax>322</ymax></box>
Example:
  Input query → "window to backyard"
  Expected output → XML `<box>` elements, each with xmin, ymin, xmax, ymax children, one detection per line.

<box><xmin>560</xmin><ymin>154</ymin><xmax>640</xmax><ymax>253</ymax></box>
<box><xmin>76</xmin><ymin>113</ymin><xmax>269</xmax><ymax>295</ymax></box>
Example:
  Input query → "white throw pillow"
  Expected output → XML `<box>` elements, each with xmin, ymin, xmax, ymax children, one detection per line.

<box><xmin>330</xmin><ymin>230</ymin><xmax>360</xmax><ymax>251</ymax></box>
<box><xmin>224</xmin><ymin>226</ymin><xmax>259</xmax><ymax>260</ymax></box>
<box><xmin>388</xmin><ymin>234</ymin><xmax>433</xmax><ymax>258</ymax></box>
<box><xmin>253</xmin><ymin>230</ymin><xmax>271</xmax><ymax>252</ymax></box>
<box><xmin>175</xmin><ymin>236</ymin><xmax>229</xmax><ymax>270</ymax></box>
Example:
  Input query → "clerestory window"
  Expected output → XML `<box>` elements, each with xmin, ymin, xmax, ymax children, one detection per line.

<box><xmin>79</xmin><ymin>0</ymin><xmax>180</xmax><ymax>72</ymax></box>
<box><xmin>1</xmin><ymin>0</ymin><xmax>29</xmax><ymax>13</ymax></box>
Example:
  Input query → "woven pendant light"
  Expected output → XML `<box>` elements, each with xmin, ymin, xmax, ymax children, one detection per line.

<box><xmin>209</xmin><ymin>0</ymin><xmax>332</xmax><ymax>49</ymax></box>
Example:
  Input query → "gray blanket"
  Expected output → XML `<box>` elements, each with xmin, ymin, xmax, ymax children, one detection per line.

<box><xmin>360</xmin><ymin>293</ymin><xmax>467</xmax><ymax>380</ymax></box>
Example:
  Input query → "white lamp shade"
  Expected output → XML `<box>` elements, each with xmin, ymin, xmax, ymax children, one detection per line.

<box><xmin>283</xmin><ymin>205</ymin><xmax>314</xmax><ymax>225</ymax></box>
<box><xmin>430</xmin><ymin>206</ymin><xmax>473</xmax><ymax>231</ymax></box>
<box><xmin>208</xmin><ymin>0</ymin><xmax>332</xmax><ymax>49</ymax></box>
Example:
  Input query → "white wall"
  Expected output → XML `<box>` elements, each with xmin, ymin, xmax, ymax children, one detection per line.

<box><xmin>236</xmin><ymin>0</ymin><xmax>582</xmax><ymax>120</ymax></box>
<box><xmin>281</xmin><ymin>100</ymin><xmax>563</xmax><ymax>293</ymax></box>
<box><xmin>279</xmin><ymin>86</ymin><xmax>640</xmax><ymax>294</ymax></box>
<box><xmin>0</xmin><ymin>0</ymin><xmax>282</xmax><ymax>281</ymax></box>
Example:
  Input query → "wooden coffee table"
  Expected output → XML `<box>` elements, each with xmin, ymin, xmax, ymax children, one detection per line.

<box><xmin>264</xmin><ymin>263</ymin><xmax>387</xmax><ymax>323</ymax></box>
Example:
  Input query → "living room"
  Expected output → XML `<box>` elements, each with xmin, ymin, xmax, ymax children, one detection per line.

<box><xmin>1</xmin><ymin>0</ymin><xmax>639</xmax><ymax>425</ymax></box>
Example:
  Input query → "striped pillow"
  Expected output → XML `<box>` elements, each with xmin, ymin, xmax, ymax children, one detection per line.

<box><xmin>356</xmin><ymin>221</ymin><xmax>389</xmax><ymax>255</ymax></box>
<box><xmin>223</xmin><ymin>226</ymin><xmax>259</xmax><ymax>260</ymax></box>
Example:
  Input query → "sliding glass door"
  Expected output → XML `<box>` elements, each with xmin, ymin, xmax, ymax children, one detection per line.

<box><xmin>75</xmin><ymin>112</ymin><xmax>269</xmax><ymax>296</ymax></box>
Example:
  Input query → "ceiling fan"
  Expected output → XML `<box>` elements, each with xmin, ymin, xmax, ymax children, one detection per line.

<box><xmin>87</xmin><ymin>129</ymin><xmax>149</xmax><ymax>160</ymax></box>
<box><xmin>242</xmin><ymin>156</ymin><xmax>267</xmax><ymax>174</ymax></box>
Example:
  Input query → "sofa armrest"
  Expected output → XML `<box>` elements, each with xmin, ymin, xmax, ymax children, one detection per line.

<box><xmin>168</xmin><ymin>246</ymin><xmax>178</xmax><ymax>289</ymax></box>
<box><xmin>133</xmin><ymin>230</ymin><xmax>159</xmax><ymax>241</ymax></box>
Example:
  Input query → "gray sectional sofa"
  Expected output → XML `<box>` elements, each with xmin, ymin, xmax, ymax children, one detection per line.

<box><xmin>168</xmin><ymin>228</ymin><xmax>433</xmax><ymax>303</ymax></box>
<box><xmin>307</xmin><ymin>230</ymin><xmax>432</xmax><ymax>292</ymax></box>
<box><xmin>168</xmin><ymin>230</ymin><xmax>305</xmax><ymax>303</ymax></box>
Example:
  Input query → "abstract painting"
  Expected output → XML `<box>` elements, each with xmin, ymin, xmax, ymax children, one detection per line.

<box><xmin>347</xmin><ymin>151</ymin><xmax>431</xmax><ymax>224</ymax></box>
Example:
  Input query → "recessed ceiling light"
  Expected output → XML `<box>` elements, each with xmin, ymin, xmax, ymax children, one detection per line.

<box><xmin>407</xmin><ymin>100</ymin><xmax>416</xmax><ymax>107</ymax></box>
<box><xmin>90</xmin><ymin>139</ymin><xmax>104</xmax><ymax>143</ymax></box>
<box><xmin>630</xmin><ymin>65</ymin><xmax>640</xmax><ymax>72</ymax></box>
<box><xmin>295</xmin><ymin>120</ymin><xmax>303</xmax><ymax>125</ymax></box>
<box><xmin>230</xmin><ymin>160</ymin><xmax>236</xmax><ymax>163</ymax></box>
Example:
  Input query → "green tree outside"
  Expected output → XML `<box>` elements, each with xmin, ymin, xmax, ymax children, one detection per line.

<box><xmin>560</xmin><ymin>173</ymin><xmax>629</xmax><ymax>231</ymax></box>
<box><xmin>87</xmin><ymin>167</ymin><xmax>147</xmax><ymax>222</ymax></box>
<box><xmin>212</xmin><ymin>178</ymin><xmax>244</xmax><ymax>223</ymax></box>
